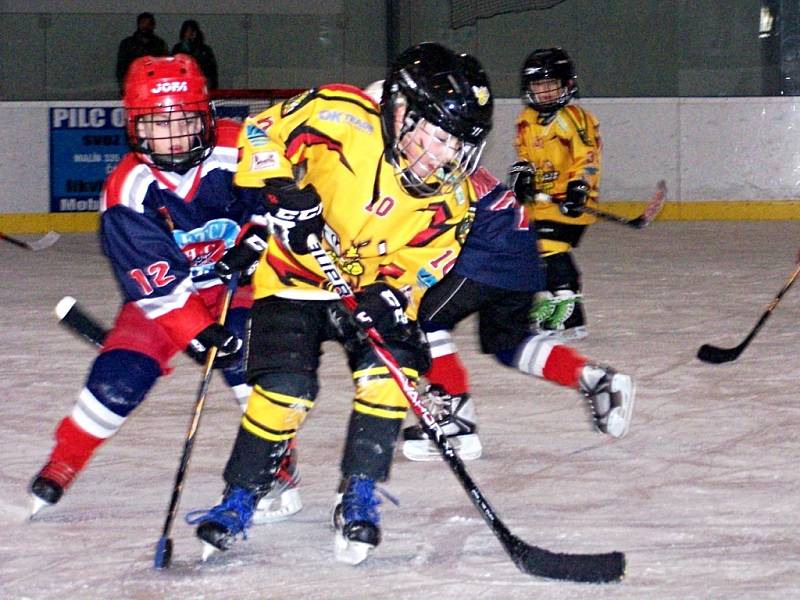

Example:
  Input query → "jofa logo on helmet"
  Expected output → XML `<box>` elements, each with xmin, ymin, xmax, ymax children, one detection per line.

<box><xmin>472</xmin><ymin>85</ymin><xmax>490</xmax><ymax>106</ymax></box>
<box><xmin>151</xmin><ymin>81</ymin><xmax>188</xmax><ymax>94</ymax></box>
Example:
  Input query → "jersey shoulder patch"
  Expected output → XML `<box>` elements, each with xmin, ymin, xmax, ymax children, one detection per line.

<box><xmin>280</xmin><ymin>89</ymin><xmax>315</xmax><ymax>117</ymax></box>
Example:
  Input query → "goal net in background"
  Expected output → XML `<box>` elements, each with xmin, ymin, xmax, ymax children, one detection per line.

<box><xmin>211</xmin><ymin>88</ymin><xmax>306</xmax><ymax>121</ymax></box>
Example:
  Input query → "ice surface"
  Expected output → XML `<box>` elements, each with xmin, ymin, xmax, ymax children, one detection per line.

<box><xmin>1</xmin><ymin>221</ymin><xmax>799</xmax><ymax>599</ymax></box>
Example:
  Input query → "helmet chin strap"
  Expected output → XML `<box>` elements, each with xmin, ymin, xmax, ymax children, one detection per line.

<box><xmin>150</xmin><ymin>148</ymin><xmax>203</xmax><ymax>173</ymax></box>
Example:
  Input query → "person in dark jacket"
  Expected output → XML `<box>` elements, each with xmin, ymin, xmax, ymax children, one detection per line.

<box><xmin>172</xmin><ymin>19</ymin><xmax>219</xmax><ymax>90</ymax></box>
<box><xmin>115</xmin><ymin>12</ymin><xmax>169</xmax><ymax>94</ymax></box>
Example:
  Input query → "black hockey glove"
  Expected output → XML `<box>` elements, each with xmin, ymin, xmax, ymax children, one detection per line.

<box><xmin>507</xmin><ymin>161</ymin><xmax>536</xmax><ymax>204</ymax></box>
<box><xmin>186</xmin><ymin>323</ymin><xmax>243</xmax><ymax>369</ymax></box>
<box><xmin>215</xmin><ymin>224</ymin><xmax>269</xmax><ymax>283</ymax></box>
<box><xmin>263</xmin><ymin>178</ymin><xmax>323</xmax><ymax>255</ymax></box>
<box><xmin>354</xmin><ymin>282</ymin><xmax>409</xmax><ymax>337</ymax></box>
<box><xmin>560</xmin><ymin>179</ymin><xmax>590</xmax><ymax>217</ymax></box>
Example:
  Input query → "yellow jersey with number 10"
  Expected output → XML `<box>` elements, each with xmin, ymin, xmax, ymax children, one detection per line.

<box><xmin>235</xmin><ymin>84</ymin><xmax>476</xmax><ymax>319</ymax></box>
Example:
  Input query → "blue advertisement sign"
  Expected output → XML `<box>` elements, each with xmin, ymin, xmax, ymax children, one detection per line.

<box><xmin>50</xmin><ymin>107</ymin><xmax>128</xmax><ymax>213</ymax></box>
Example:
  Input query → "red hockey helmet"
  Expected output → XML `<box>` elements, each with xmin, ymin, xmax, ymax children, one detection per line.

<box><xmin>123</xmin><ymin>55</ymin><xmax>216</xmax><ymax>171</ymax></box>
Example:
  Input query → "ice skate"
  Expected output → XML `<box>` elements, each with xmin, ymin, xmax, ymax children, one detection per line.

<box><xmin>28</xmin><ymin>461</ymin><xmax>78</xmax><ymax>518</ymax></box>
<box><xmin>252</xmin><ymin>441</ymin><xmax>302</xmax><ymax>524</ymax></box>
<box><xmin>529</xmin><ymin>291</ymin><xmax>556</xmax><ymax>331</ymax></box>
<box><xmin>579</xmin><ymin>364</ymin><xmax>635</xmax><ymax>438</ymax></box>
<box><xmin>541</xmin><ymin>290</ymin><xmax>588</xmax><ymax>340</ymax></box>
<box><xmin>186</xmin><ymin>485</ymin><xmax>259</xmax><ymax>559</ymax></box>
<box><xmin>333</xmin><ymin>475</ymin><xmax>381</xmax><ymax>565</ymax></box>
<box><xmin>402</xmin><ymin>385</ymin><xmax>481</xmax><ymax>461</ymax></box>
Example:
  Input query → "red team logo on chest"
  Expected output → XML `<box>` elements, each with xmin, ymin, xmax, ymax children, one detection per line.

<box><xmin>182</xmin><ymin>239</ymin><xmax>227</xmax><ymax>269</ymax></box>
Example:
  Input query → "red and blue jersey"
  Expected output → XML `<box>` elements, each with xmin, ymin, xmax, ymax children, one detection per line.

<box><xmin>98</xmin><ymin>119</ymin><xmax>265</xmax><ymax>348</ymax></box>
<box><xmin>452</xmin><ymin>168</ymin><xmax>545</xmax><ymax>293</ymax></box>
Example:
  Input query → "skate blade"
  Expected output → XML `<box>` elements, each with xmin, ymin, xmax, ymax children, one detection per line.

<box><xmin>402</xmin><ymin>435</ymin><xmax>482</xmax><ymax>462</ymax></box>
<box><xmin>201</xmin><ymin>542</ymin><xmax>219</xmax><ymax>561</ymax></box>
<box><xmin>252</xmin><ymin>488</ymin><xmax>303</xmax><ymax>524</ymax></box>
<box><xmin>606</xmin><ymin>378</ymin><xmax>636</xmax><ymax>439</ymax></box>
<box><xmin>333</xmin><ymin>532</ymin><xmax>373</xmax><ymax>565</ymax></box>
<box><xmin>29</xmin><ymin>495</ymin><xmax>51</xmax><ymax>518</ymax></box>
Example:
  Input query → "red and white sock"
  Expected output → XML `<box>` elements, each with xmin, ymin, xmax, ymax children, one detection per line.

<box><xmin>515</xmin><ymin>334</ymin><xmax>587</xmax><ymax>388</ymax></box>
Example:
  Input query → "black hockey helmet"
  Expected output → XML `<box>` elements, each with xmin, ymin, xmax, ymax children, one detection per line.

<box><xmin>380</xmin><ymin>42</ymin><xmax>494</xmax><ymax>197</ymax></box>
<box><xmin>520</xmin><ymin>47</ymin><xmax>577</xmax><ymax>113</ymax></box>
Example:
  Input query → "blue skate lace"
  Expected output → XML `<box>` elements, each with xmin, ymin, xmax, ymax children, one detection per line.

<box><xmin>342</xmin><ymin>477</ymin><xmax>399</xmax><ymax>525</ymax></box>
<box><xmin>185</xmin><ymin>486</ymin><xmax>258</xmax><ymax>539</ymax></box>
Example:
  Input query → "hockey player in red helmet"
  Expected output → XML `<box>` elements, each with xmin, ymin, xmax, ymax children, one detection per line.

<box><xmin>123</xmin><ymin>54</ymin><xmax>216</xmax><ymax>172</ymax></box>
<box><xmin>29</xmin><ymin>55</ymin><xmax>300</xmax><ymax>524</ymax></box>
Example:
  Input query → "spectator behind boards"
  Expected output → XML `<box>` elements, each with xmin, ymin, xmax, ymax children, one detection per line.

<box><xmin>172</xmin><ymin>19</ymin><xmax>219</xmax><ymax>90</ymax></box>
<box><xmin>115</xmin><ymin>12</ymin><xmax>169</xmax><ymax>94</ymax></box>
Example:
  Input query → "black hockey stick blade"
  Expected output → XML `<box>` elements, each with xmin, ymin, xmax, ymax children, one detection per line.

<box><xmin>507</xmin><ymin>533</ymin><xmax>625</xmax><ymax>582</ymax></box>
<box><xmin>696</xmin><ymin>342</ymin><xmax>745</xmax><ymax>364</ymax></box>
<box><xmin>697</xmin><ymin>263</ymin><xmax>799</xmax><ymax>364</ymax></box>
<box><xmin>55</xmin><ymin>296</ymin><xmax>108</xmax><ymax>348</ymax></box>
<box><xmin>0</xmin><ymin>230</ymin><xmax>60</xmax><ymax>251</ymax></box>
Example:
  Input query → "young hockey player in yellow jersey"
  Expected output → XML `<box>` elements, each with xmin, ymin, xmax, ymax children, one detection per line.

<box><xmin>186</xmin><ymin>42</ymin><xmax>493</xmax><ymax>565</ymax></box>
<box><xmin>511</xmin><ymin>47</ymin><xmax>600</xmax><ymax>340</ymax></box>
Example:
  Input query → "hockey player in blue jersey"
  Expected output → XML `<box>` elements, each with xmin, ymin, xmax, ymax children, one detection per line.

<box><xmin>29</xmin><ymin>55</ymin><xmax>300</xmax><ymax>521</ymax></box>
<box><xmin>361</xmin><ymin>78</ymin><xmax>634</xmax><ymax>461</ymax></box>
<box><xmin>401</xmin><ymin>164</ymin><xmax>635</xmax><ymax>460</ymax></box>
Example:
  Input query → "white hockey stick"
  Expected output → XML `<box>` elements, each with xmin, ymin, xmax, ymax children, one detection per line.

<box><xmin>0</xmin><ymin>231</ymin><xmax>60</xmax><ymax>251</ymax></box>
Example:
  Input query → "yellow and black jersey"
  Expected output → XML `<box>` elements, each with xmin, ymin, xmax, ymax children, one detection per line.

<box><xmin>514</xmin><ymin>103</ymin><xmax>602</xmax><ymax>232</ymax></box>
<box><xmin>235</xmin><ymin>84</ymin><xmax>476</xmax><ymax>319</ymax></box>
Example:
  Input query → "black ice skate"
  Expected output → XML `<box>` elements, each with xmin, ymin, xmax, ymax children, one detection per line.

<box><xmin>29</xmin><ymin>461</ymin><xmax>77</xmax><ymax>517</ymax></box>
<box><xmin>402</xmin><ymin>385</ymin><xmax>481</xmax><ymax>461</ymax></box>
<box><xmin>186</xmin><ymin>485</ymin><xmax>259</xmax><ymax>560</ymax></box>
<box><xmin>252</xmin><ymin>441</ymin><xmax>302</xmax><ymax>524</ymax></box>
<box><xmin>579</xmin><ymin>364</ymin><xmax>635</xmax><ymax>438</ymax></box>
<box><xmin>333</xmin><ymin>475</ymin><xmax>381</xmax><ymax>565</ymax></box>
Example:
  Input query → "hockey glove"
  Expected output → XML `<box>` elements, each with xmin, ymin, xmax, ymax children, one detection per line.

<box><xmin>507</xmin><ymin>161</ymin><xmax>536</xmax><ymax>204</ymax></box>
<box><xmin>263</xmin><ymin>178</ymin><xmax>323</xmax><ymax>255</ymax></box>
<box><xmin>560</xmin><ymin>179</ymin><xmax>590</xmax><ymax>217</ymax></box>
<box><xmin>354</xmin><ymin>282</ymin><xmax>409</xmax><ymax>336</ymax></box>
<box><xmin>215</xmin><ymin>224</ymin><xmax>269</xmax><ymax>283</ymax></box>
<box><xmin>187</xmin><ymin>323</ymin><xmax>243</xmax><ymax>369</ymax></box>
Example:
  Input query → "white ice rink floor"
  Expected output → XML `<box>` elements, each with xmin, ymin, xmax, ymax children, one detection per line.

<box><xmin>1</xmin><ymin>221</ymin><xmax>799</xmax><ymax>599</ymax></box>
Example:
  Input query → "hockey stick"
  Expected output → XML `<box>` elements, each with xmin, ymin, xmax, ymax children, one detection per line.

<box><xmin>0</xmin><ymin>231</ymin><xmax>60</xmax><ymax>251</ymax></box>
<box><xmin>578</xmin><ymin>180</ymin><xmax>667</xmax><ymax>229</ymax></box>
<box><xmin>154</xmin><ymin>273</ymin><xmax>239</xmax><ymax>569</ymax></box>
<box><xmin>307</xmin><ymin>234</ymin><xmax>625</xmax><ymax>583</ymax></box>
<box><xmin>55</xmin><ymin>296</ymin><xmax>107</xmax><ymax>348</ymax></box>
<box><xmin>55</xmin><ymin>296</ymin><xmax>212</xmax><ymax>368</ymax></box>
<box><xmin>697</xmin><ymin>263</ymin><xmax>800</xmax><ymax>364</ymax></box>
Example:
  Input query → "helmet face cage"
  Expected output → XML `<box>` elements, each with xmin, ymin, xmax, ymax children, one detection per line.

<box><xmin>123</xmin><ymin>56</ymin><xmax>216</xmax><ymax>172</ymax></box>
<box><xmin>393</xmin><ymin>110</ymin><xmax>485</xmax><ymax>198</ymax></box>
<box><xmin>127</xmin><ymin>102</ymin><xmax>216</xmax><ymax>172</ymax></box>
<box><xmin>521</xmin><ymin>48</ymin><xmax>577</xmax><ymax>114</ymax></box>
<box><xmin>381</xmin><ymin>43</ymin><xmax>493</xmax><ymax>198</ymax></box>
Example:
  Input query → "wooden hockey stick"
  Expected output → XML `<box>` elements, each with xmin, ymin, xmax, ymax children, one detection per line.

<box><xmin>307</xmin><ymin>234</ymin><xmax>625</xmax><ymax>583</ymax></box>
<box><xmin>154</xmin><ymin>274</ymin><xmax>239</xmax><ymax>569</ymax></box>
<box><xmin>0</xmin><ymin>231</ymin><xmax>60</xmax><ymax>251</ymax></box>
<box><xmin>697</xmin><ymin>263</ymin><xmax>800</xmax><ymax>364</ymax></box>
<box><xmin>578</xmin><ymin>180</ymin><xmax>667</xmax><ymax>229</ymax></box>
